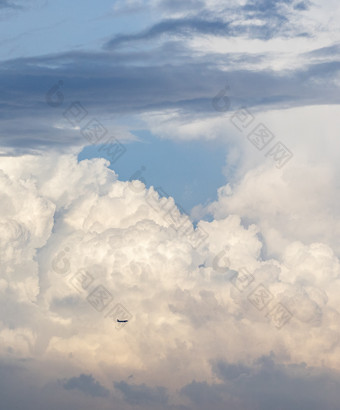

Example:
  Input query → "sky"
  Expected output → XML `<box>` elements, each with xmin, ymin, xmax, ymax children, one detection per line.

<box><xmin>1</xmin><ymin>1</ymin><xmax>340</xmax><ymax>409</ymax></box>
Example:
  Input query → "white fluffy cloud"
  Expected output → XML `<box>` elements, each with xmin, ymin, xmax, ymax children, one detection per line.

<box><xmin>0</xmin><ymin>152</ymin><xmax>339</xmax><ymax>409</ymax></box>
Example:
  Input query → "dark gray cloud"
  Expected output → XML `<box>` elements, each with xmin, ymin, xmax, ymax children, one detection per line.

<box><xmin>181</xmin><ymin>381</ymin><xmax>225</xmax><ymax>408</ymax></box>
<box><xmin>243</xmin><ymin>0</ymin><xmax>294</xmax><ymax>14</ymax></box>
<box><xmin>180</xmin><ymin>355</ymin><xmax>340</xmax><ymax>410</ymax></box>
<box><xmin>241</xmin><ymin>0</ymin><xmax>310</xmax><ymax>24</ymax></box>
<box><xmin>0</xmin><ymin>0</ymin><xmax>339</xmax><ymax>152</ymax></box>
<box><xmin>241</xmin><ymin>0</ymin><xmax>290</xmax><ymax>36</ymax></box>
<box><xmin>106</xmin><ymin>15</ymin><xmax>300</xmax><ymax>50</ymax></box>
<box><xmin>114</xmin><ymin>380</ymin><xmax>169</xmax><ymax>406</ymax></box>
<box><xmin>0</xmin><ymin>0</ymin><xmax>19</xmax><ymax>8</ymax></box>
<box><xmin>106</xmin><ymin>0</ymin><xmax>312</xmax><ymax>49</ymax></box>
<box><xmin>304</xmin><ymin>43</ymin><xmax>340</xmax><ymax>58</ymax></box>
<box><xmin>1</xmin><ymin>356</ymin><xmax>340</xmax><ymax>410</ymax></box>
<box><xmin>62</xmin><ymin>373</ymin><xmax>110</xmax><ymax>397</ymax></box>
<box><xmin>212</xmin><ymin>361</ymin><xmax>251</xmax><ymax>380</ymax></box>
<box><xmin>0</xmin><ymin>361</ymin><xmax>113</xmax><ymax>410</ymax></box>
<box><xmin>239</xmin><ymin>0</ymin><xmax>312</xmax><ymax>39</ymax></box>
<box><xmin>0</xmin><ymin>0</ymin><xmax>43</xmax><ymax>10</ymax></box>
<box><xmin>159</xmin><ymin>0</ymin><xmax>206</xmax><ymax>13</ymax></box>
<box><xmin>106</xmin><ymin>18</ymin><xmax>231</xmax><ymax>49</ymax></box>
<box><xmin>1</xmin><ymin>46</ymin><xmax>340</xmax><ymax>150</ymax></box>
<box><xmin>294</xmin><ymin>1</ymin><xmax>310</xmax><ymax>11</ymax></box>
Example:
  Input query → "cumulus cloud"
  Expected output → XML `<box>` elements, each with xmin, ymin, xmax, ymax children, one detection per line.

<box><xmin>204</xmin><ymin>162</ymin><xmax>340</xmax><ymax>256</ymax></box>
<box><xmin>0</xmin><ymin>152</ymin><xmax>339</xmax><ymax>409</ymax></box>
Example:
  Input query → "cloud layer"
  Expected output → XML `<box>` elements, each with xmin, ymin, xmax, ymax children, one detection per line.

<box><xmin>1</xmin><ymin>0</ymin><xmax>340</xmax><ymax>150</ymax></box>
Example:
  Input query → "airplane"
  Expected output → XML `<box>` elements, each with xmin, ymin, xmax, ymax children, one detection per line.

<box><xmin>117</xmin><ymin>319</ymin><xmax>128</xmax><ymax>323</ymax></box>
